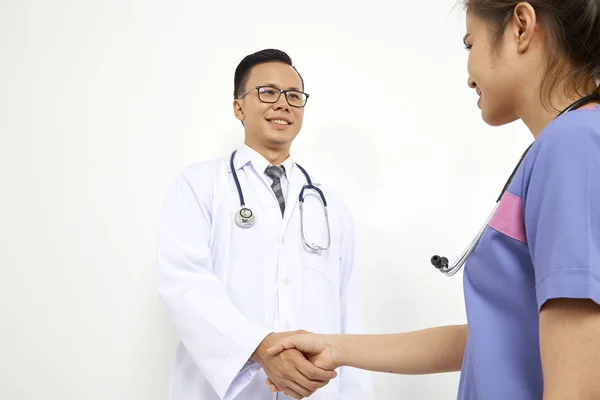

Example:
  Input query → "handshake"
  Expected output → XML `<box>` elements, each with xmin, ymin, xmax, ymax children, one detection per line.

<box><xmin>251</xmin><ymin>330</ymin><xmax>338</xmax><ymax>399</ymax></box>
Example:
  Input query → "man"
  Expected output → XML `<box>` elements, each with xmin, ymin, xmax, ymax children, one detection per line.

<box><xmin>156</xmin><ymin>49</ymin><xmax>374</xmax><ymax>400</ymax></box>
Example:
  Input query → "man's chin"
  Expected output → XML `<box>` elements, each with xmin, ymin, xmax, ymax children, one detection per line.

<box><xmin>265</xmin><ymin>132</ymin><xmax>298</xmax><ymax>146</ymax></box>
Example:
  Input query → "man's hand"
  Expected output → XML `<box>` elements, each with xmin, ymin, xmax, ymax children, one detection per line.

<box><xmin>267</xmin><ymin>333</ymin><xmax>340</xmax><ymax>370</ymax></box>
<box><xmin>264</xmin><ymin>333</ymin><xmax>340</xmax><ymax>394</ymax></box>
<box><xmin>252</xmin><ymin>331</ymin><xmax>337</xmax><ymax>399</ymax></box>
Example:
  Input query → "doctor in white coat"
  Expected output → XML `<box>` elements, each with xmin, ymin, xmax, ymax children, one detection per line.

<box><xmin>156</xmin><ymin>49</ymin><xmax>374</xmax><ymax>400</ymax></box>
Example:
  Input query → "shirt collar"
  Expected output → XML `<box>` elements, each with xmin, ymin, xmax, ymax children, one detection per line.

<box><xmin>232</xmin><ymin>144</ymin><xmax>294</xmax><ymax>177</ymax></box>
<box><xmin>278</xmin><ymin>154</ymin><xmax>294</xmax><ymax>178</ymax></box>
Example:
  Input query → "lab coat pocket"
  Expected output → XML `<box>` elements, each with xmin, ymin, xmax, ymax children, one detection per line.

<box><xmin>300</xmin><ymin>250</ymin><xmax>341</xmax><ymax>283</ymax></box>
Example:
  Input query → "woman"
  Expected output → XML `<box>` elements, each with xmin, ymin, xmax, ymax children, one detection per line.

<box><xmin>266</xmin><ymin>1</ymin><xmax>600</xmax><ymax>399</ymax></box>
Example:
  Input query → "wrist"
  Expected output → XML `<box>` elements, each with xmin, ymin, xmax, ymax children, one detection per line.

<box><xmin>250</xmin><ymin>330</ymin><xmax>309</xmax><ymax>365</ymax></box>
<box><xmin>251</xmin><ymin>332</ymin><xmax>274</xmax><ymax>365</ymax></box>
<box><xmin>330</xmin><ymin>335</ymin><xmax>347</xmax><ymax>368</ymax></box>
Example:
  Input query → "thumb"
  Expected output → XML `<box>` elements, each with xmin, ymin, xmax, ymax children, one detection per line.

<box><xmin>266</xmin><ymin>337</ymin><xmax>293</xmax><ymax>355</ymax></box>
<box><xmin>311</xmin><ymin>356</ymin><xmax>333</xmax><ymax>371</ymax></box>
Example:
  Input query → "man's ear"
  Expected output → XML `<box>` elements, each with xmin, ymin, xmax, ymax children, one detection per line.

<box><xmin>233</xmin><ymin>99</ymin><xmax>245</xmax><ymax>123</ymax></box>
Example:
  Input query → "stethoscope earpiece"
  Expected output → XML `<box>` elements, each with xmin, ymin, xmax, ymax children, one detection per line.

<box><xmin>430</xmin><ymin>255</ymin><xmax>449</xmax><ymax>270</ymax></box>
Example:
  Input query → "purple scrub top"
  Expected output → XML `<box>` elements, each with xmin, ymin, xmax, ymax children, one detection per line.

<box><xmin>458</xmin><ymin>104</ymin><xmax>600</xmax><ymax>399</ymax></box>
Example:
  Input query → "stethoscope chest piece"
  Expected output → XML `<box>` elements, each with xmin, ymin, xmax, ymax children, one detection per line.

<box><xmin>235</xmin><ymin>207</ymin><xmax>255</xmax><ymax>228</ymax></box>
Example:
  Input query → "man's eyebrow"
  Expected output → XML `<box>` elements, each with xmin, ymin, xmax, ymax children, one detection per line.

<box><xmin>262</xmin><ymin>83</ymin><xmax>302</xmax><ymax>91</ymax></box>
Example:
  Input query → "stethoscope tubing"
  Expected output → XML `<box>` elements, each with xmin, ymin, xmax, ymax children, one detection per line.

<box><xmin>229</xmin><ymin>150</ymin><xmax>332</xmax><ymax>251</ymax></box>
<box><xmin>432</xmin><ymin>92</ymin><xmax>600</xmax><ymax>276</ymax></box>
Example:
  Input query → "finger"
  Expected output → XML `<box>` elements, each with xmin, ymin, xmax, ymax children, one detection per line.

<box><xmin>278</xmin><ymin>355</ymin><xmax>315</xmax><ymax>396</ymax></box>
<box><xmin>284</xmin><ymin>353</ymin><xmax>334</xmax><ymax>394</ymax></box>
<box><xmin>294</xmin><ymin>369</ymin><xmax>329</xmax><ymax>393</ymax></box>
<box><xmin>295</xmin><ymin>355</ymin><xmax>337</xmax><ymax>381</ymax></box>
<box><xmin>282</xmin><ymin>379</ymin><xmax>312</xmax><ymax>399</ymax></box>
<box><xmin>267</xmin><ymin>334</ymin><xmax>307</xmax><ymax>355</ymax></box>
<box><xmin>279</xmin><ymin>384</ymin><xmax>305</xmax><ymax>400</ymax></box>
<box><xmin>266</xmin><ymin>339</ymin><xmax>291</xmax><ymax>356</ymax></box>
<box><xmin>309</xmin><ymin>354</ymin><xmax>336</xmax><ymax>372</ymax></box>
<box><xmin>266</xmin><ymin>379</ymin><xmax>281</xmax><ymax>392</ymax></box>
<box><xmin>268</xmin><ymin>383</ymin><xmax>280</xmax><ymax>392</ymax></box>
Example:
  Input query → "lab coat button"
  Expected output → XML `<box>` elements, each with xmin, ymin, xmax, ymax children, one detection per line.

<box><xmin>284</xmin><ymin>321</ymin><xmax>292</xmax><ymax>330</ymax></box>
<box><xmin>281</xmin><ymin>278</ymin><xmax>290</xmax><ymax>286</ymax></box>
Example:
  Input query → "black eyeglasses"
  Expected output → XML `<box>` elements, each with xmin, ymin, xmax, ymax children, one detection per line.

<box><xmin>238</xmin><ymin>86</ymin><xmax>310</xmax><ymax>108</ymax></box>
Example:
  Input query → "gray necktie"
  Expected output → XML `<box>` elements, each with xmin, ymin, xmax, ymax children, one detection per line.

<box><xmin>265</xmin><ymin>165</ymin><xmax>285</xmax><ymax>216</ymax></box>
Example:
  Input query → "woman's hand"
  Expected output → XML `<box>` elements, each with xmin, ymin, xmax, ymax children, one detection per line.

<box><xmin>267</xmin><ymin>333</ymin><xmax>340</xmax><ymax>371</ymax></box>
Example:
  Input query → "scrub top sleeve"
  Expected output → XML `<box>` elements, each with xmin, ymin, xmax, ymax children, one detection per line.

<box><xmin>523</xmin><ymin>124</ymin><xmax>600</xmax><ymax>311</ymax></box>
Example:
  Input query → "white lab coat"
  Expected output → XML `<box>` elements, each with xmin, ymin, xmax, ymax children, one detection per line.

<box><xmin>156</xmin><ymin>145</ymin><xmax>374</xmax><ymax>400</ymax></box>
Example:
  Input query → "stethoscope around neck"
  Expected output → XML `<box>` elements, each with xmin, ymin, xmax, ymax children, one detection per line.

<box><xmin>431</xmin><ymin>92</ymin><xmax>600</xmax><ymax>276</ymax></box>
<box><xmin>229</xmin><ymin>150</ymin><xmax>332</xmax><ymax>252</ymax></box>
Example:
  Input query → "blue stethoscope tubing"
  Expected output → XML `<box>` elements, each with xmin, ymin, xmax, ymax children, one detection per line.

<box><xmin>229</xmin><ymin>150</ymin><xmax>331</xmax><ymax>251</ymax></box>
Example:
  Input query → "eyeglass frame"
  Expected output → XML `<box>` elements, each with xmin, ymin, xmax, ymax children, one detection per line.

<box><xmin>237</xmin><ymin>85</ymin><xmax>310</xmax><ymax>108</ymax></box>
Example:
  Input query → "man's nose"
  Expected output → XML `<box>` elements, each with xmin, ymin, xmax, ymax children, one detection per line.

<box><xmin>272</xmin><ymin>92</ymin><xmax>290</xmax><ymax>111</ymax></box>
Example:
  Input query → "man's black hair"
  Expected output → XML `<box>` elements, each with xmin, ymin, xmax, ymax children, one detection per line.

<box><xmin>233</xmin><ymin>48</ymin><xmax>304</xmax><ymax>98</ymax></box>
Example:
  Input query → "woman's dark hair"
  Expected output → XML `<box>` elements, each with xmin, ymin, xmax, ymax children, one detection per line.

<box><xmin>233</xmin><ymin>49</ymin><xmax>304</xmax><ymax>99</ymax></box>
<box><xmin>463</xmin><ymin>0</ymin><xmax>600</xmax><ymax>110</ymax></box>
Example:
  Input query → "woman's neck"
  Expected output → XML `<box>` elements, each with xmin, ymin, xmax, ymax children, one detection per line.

<box><xmin>518</xmin><ymin>90</ymin><xmax>599</xmax><ymax>138</ymax></box>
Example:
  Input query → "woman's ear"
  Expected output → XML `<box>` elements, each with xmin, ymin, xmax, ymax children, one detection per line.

<box><xmin>512</xmin><ymin>2</ymin><xmax>537</xmax><ymax>54</ymax></box>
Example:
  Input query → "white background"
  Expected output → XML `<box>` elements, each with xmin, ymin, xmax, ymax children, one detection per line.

<box><xmin>0</xmin><ymin>1</ymin><xmax>532</xmax><ymax>399</ymax></box>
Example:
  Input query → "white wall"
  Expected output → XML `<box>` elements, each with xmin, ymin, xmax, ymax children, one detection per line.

<box><xmin>0</xmin><ymin>1</ymin><xmax>532</xmax><ymax>399</ymax></box>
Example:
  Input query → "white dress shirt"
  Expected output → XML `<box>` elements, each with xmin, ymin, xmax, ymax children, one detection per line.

<box><xmin>156</xmin><ymin>144</ymin><xmax>374</xmax><ymax>400</ymax></box>
<box><xmin>258</xmin><ymin>150</ymin><xmax>294</xmax><ymax>207</ymax></box>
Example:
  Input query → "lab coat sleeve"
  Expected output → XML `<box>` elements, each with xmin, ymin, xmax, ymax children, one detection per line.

<box><xmin>336</xmin><ymin>201</ymin><xmax>375</xmax><ymax>399</ymax></box>
<box><xmin>156</xmin><ymin>166</ymin><xmax>272</xmax><ymax>400</ymax></box>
